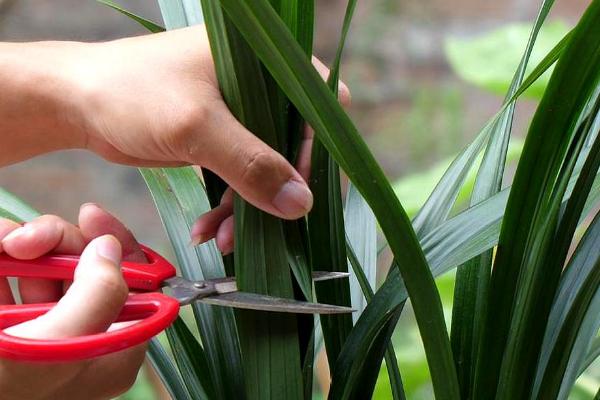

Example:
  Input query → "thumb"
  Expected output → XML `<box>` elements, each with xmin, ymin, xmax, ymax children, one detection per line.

<box><xmin>198</xmin><ymin>105</ymin><xmax>313</xmax><ymax>220</ymax></box>
<box><xmin>6</xmin><ymin>235</ymin><xmax>128</xmax><ymax>339</ymax></box>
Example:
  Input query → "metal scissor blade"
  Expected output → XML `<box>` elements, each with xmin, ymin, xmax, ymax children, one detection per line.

<box><xmin>311</xmin><ymin>271</ymin><xmax>350</xmax><ymax>281</ymax></box>
<box><xmin>199</xmin><ymin>291</ymin><xmax>354</xmax><ymax>314</ymax></box>
<box><xmin>202</xmin><ymin>272</ymin><xmax>349</xmax><ymax>294</ymax></box>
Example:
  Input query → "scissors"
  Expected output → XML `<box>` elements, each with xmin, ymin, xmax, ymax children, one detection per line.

<box><xmin>0</xmin><ymin>245</ymin><xmax>352</xmax><ymax>362</ymax></box>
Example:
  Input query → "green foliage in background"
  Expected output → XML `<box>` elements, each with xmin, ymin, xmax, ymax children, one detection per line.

<box><xmin>393</xmin><ymin>139</ymin><xmax>523</xmax><ymax>217</ymax></box>
<box><xmin>445</xmin><ymin>20</ymin><xmax>570</xmax><ymax>100</ymax></box>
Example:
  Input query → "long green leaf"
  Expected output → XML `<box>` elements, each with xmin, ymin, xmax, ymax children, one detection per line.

<box><xmin>141</xmin><ymin>168</ymin><xmax>245</xmax><ymax>400</ymax></box>
<box><xmin>0</xmin><ymin>187</ymin><xmax>40</xmax><ymax>222</ymax></box>
<box><xmin>344</xmin><ymin>184</ymin><xmax>376</xmax><ymax>319</ymax></box>
<box><xmin>148</xmin><ymin>339</ymin><xmax>193</xmax><ymax>400</ymax></box>
<box><xmin>451</xmin><ymin>1</ymin><xmax>556</xmax><ymax>396</ymax></box>
<box><xmin>217</xmin><ymin>2</ymin><xmax>460</xmax><ymax>397</ymax></box>
<box><xmin>165</xmin><ymin>318</ymin><xmax>215</xmax><ymax>399</ymax></box>
<box><xmin>508</xmin><ymin>30</ymin><xmax>571</xmax><ymax>103</ymax></box>
<box><xmin>328</xmin><ymin>267</ymin><xmax>406</xmax><ymax>399</ymax></box>
<box><xmin>343</xmin><ymin>309</ymin><xmax>403</xmax><ymax>400</ymax></box>
<box><xmin>501</xmin><ymin>59</ymin><xmax>600</xmax><ymax>400</ymax></box>
<box><xmin>324</xmin><ymin>30</ymin><xmax>596</xmax><ymax>400</ymax></box>
<box><xmin>558</xmin><ymin>215</ymin><xmax>600</xmax><ymax>399</ymax></box>
<box><xmin>533</xmin><ymin>105</ymin><xmax>600</xmax><ymax>398</ymax></box>
<box><xmin>332</xmin><ymin>166</ymin><xmax>600</xmax><ymax>400</ymax></box>
<box><xmin>536</xmin><ymin>216</ymin><xmax>600</xmax><ymax>398</ymax></box>
<box><xmin>201</xmin><ymin>2</ymin><xmax>308</xmax><ymax>399</ymax></box>
<box><xmin>273</xmin><ymin>5</ymin><xmax>317</xmax><ymax>393</ymax></box>
<box><xmin>97</xmin><ymin>0</ymin><xmax>165</xmax><ymax>33</ymax></box>
<box><xmin>157</xmin><ymin>0</ymin><xmax>203</xmax><ymax>30</ymax></box>
<box><xmin>423</xmin><ymin>160</ymin><xmax>600</xmax><ymax>278</ymax></box>
<box><xmin>343</xmin><ymin>241</ymin><xmax>406</xmax><ymax>400</ymax></box>
<box><xmin>474</xmin><ymin>1</ymin><xmax>600</xmax><ymax>396</ymax></box>
<box><xmin>579</xmin><ymin>336</ymin><xmax>600</xmax><ymax>377</ymax></box>
<box><xmin>411</xmin><ymin>23</ymin><xmax>568</xmax><ymax>239</ymax></box>
<box><xmin>411</xmin><ymin>120</ymin><xmax>490</xmax><ymax>237</ymax></box>
<box><xmin>308</xmin><ymin>0</ymin><xmax>354</xmax><ymax>371</ymax></box>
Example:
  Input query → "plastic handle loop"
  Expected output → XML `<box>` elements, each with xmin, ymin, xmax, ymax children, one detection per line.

<box><xmin>0</xmin><ymin>245</ymin><xmax>176</xmax><ymax>291</ymax></box>
<box><xmin>0</xmin><ymin>293</ymin><xmax>180</xmax><ymax>362</ymax></box>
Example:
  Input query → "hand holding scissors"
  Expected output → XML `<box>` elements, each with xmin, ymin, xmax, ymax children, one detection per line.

<box><xmin>0</xmin><ymin>209</ymin><xmax>351</xmax><ymax>363</ymax></box>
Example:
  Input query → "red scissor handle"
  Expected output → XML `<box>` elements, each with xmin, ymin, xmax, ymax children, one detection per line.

<box><xmin>0</xmin><ymin>245</ymin><xmax>181</xmax><ymax>361</ymax></box>
<box><xmin>0</xmin><ymin>245</ymin><xmax>176</xmax><ymax>291</ymax></box>
<box><xmin>0</xmin><ymin>292</ymin><xmax>180</xmax><ymax>361</ymax></box>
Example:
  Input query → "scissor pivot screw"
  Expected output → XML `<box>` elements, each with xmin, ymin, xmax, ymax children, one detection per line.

<box><xmin>194</xmin><ymin>282</ymin><xmax>206</xmax><ymax>289</ymax></box>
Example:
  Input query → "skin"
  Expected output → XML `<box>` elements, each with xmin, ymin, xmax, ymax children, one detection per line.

<box><xmin>0</xmin><ymin>25</ymin><xmax>349</xmax><ymax>399</ymax></box>
<box><xmin>0</xmin><ymin>204</ymin><xmax>148</xmax><ymax>399</ymax></box>
<box><xmin>0</xmin><ymin>25</ymin><xmax>350</xmax><ymax>253</ymax></box>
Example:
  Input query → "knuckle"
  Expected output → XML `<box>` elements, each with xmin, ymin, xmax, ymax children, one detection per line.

<box><xmin>240</xmin><ymin>150</ymin><xmax>281</xmax><ymax>183</ymax></box>
<box><xmin>168</xmin><ymin>103</ymin><xmax>209</xmax><ymax>160</ymax></box>
<box><xmin>338</xmin><ymin>84</ymin><xmax>351</xmax><ymax>107</ymax></box>
<box><xmin>32</xmin><ymin>214</ymin><xmax>63</xmax><ymax>226</ymax></box>
<box><xmin>90</xmin><ymin>265</ymin><xmax>128</xmax><ymax>300</ymax></box>
<box><xmin>0</xmin><ymin>218</ymin><xmax>20</xmax><ymax>233</ymax></box>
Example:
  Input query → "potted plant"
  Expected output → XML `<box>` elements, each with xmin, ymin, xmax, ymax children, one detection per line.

<box><xmin>2</xmin><ymin>0</ymin><xmax>599</xmax><ymax>398</ymax></box>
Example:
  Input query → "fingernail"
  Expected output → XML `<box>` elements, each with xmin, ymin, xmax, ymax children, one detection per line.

<box><xmin>80</xmin><ymin>202</ymin><xmax>101</xmax><ymax>212</ymax></box>
<box><xmin>217</xmin><ymin>239</ymin><xmax>233</xmax><ymax>255</ymax></box>
<box><xmin>273</xmin><ymin>179</ymin><xmax>313</xmax><ymax>217</ymax></box>
<box><xmin>189</xmin><ymin>236</ymin><xmax>205</xmax><ymax>247</ymax></box>
<box><xmin>338</xmin><ymin>81</ymin><xmax>351</xmax><ymax>106</ymax></box>
<box><xmin>2</xmin><ymin>225</ymin><xmax>32</xmax><ymax>243</ymax></box>
<box><xmin>189</xmin><ymin>222</ymin><xmax>209</xmax><ymax>247</ymax></box>
<box><xmin>95</xmin><ymin>235</ymin><xmax>122</xmax><ymax>265</ymax></box>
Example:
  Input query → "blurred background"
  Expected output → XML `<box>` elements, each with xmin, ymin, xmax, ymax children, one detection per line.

<box><xmin>0</xmin><ymin>0</ymin><xmax>593</xmax><ymax>398</ymax></box>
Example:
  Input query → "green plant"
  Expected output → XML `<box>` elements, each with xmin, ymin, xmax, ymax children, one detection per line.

<box><xmin>3</xmin><ymin>0</ymin><xmax>600</xmax><ymax>399</ymax></box>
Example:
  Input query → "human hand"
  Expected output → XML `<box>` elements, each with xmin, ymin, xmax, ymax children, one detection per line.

<box><xmin>1</xmin><ymin>25</ymin><xmax>349</xmax><ymax>254</ymax></box>
<box><xmin>0</xmin><ymin>204</ymin><xmax>148</xmax><ymax>400</ymax></box>
<box><xmin>67</xmin><ymin>26</ymin><xmax>348</xmax><ymax>210</ymax></box>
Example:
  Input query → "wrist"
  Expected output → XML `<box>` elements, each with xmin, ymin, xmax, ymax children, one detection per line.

<box><xmin>0</xmin><ymin>41</ymin><xmax>88</xmax><ymax>162</ymax></box>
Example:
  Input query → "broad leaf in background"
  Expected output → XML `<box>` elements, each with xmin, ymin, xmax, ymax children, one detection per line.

<box><xmin>446</xmin><ymin>20</ymin><xmax>570</xmax><ymax>100</ymax></box>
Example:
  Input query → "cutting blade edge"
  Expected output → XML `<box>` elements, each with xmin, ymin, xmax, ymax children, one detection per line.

<box><xmin>199</xmin><ymin>291</ymin><xmax>354</xmax><ymax>314</ymax></box>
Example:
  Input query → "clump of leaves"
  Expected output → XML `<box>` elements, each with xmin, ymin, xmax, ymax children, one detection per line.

<box><xmin>3</xmin><ymin>0</ymin><xmax>600</xmax><ymax>399</ymax></box>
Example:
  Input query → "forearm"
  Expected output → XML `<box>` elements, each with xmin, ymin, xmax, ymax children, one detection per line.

<box><xmin>0</xmin><ymin>42</ymin><xmax>85</xmax><ymax>166</ymax></box>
